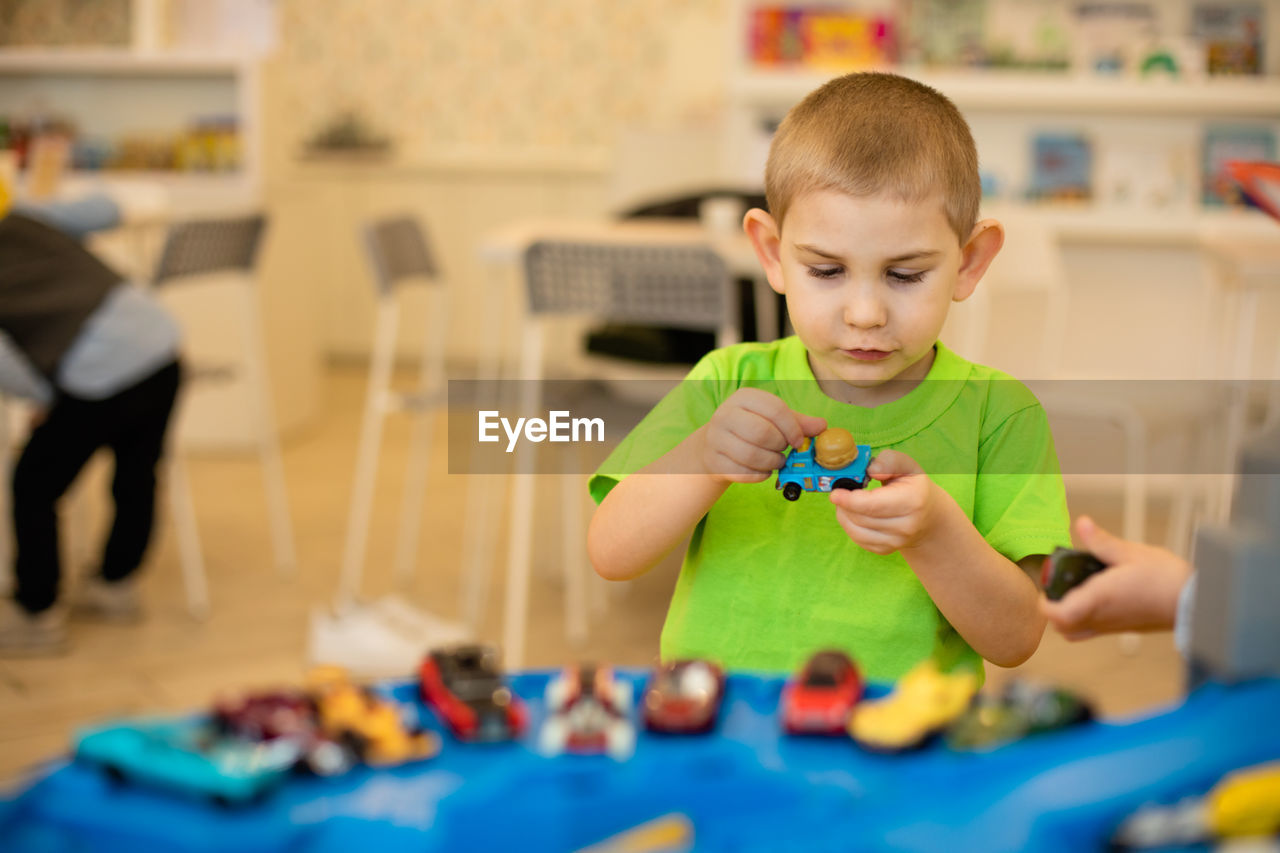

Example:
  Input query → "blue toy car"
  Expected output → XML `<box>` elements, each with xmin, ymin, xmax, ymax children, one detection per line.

<box><xmin>776</xmin><ymin>434</ymin><xmax>872</xmax><ymax>501</ymax></box>
<box><xmin>75</xmin><ymin>717</ymin><xmax>300</xmax><ymax>806</ymax></box>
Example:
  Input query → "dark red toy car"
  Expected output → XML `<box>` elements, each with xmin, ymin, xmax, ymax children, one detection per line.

<box><xmin>212</xmin><ymin>688</ymin><xmax>352</xmax><ymax>776</ymax></box>
<box><xmin>213</xmin><ymin>690</ymin><xmax>317</xmax><ymax>742</ymax></box>
<box><xmin>781</xmin><ymin>649</ymin><xmax>863</xmax><ymax>735</ymax></box>
<box><xmin>642</xmin><ymin>660</ymin><xmax>726</xmax><ymax>734</ymax></box>
<box><xmin>419</xmin><ymin>644</ymin><xmax>527</xmax><ymax>742</ymax></box>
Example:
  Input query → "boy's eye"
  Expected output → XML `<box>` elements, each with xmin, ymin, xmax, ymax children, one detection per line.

<box><xmin>806</xmin><ymin>265</ymin><xmax>843</xmax><ymax>279</ymax></box>
<box><xmin>887</xmin><ymin>268</ymin><xmax>927</xmax><ymax>284</ymax></box>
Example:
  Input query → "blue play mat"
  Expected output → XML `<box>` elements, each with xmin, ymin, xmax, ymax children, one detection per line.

<box><xmin>3</xmin><ymin>671</ymin><xmax>1278</xmax><ymax>852</ymax></box>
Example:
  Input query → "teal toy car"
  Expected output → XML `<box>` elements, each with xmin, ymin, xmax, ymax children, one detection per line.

<box><xmin>74</xmin><ymin>717</ymin><xmax>300</xmax><ymax>806</ymax></box>
<box><xmin>776</xmin><ymin>432</ymin><xmax>872</xmax><ymax>501</ymax></box>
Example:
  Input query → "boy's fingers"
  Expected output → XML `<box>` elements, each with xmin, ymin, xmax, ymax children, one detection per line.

<box><xmin>725</xmin><ymin>409</ymin><xmax>792</xmax><ymax>454</ymax></box>
<box><xmin>738</xmin><ymin>393</ymin><xmax>809</xmax><ymax>449</ymax></box>
<box><xmin>829</xmin><ymin>485</ymin><xmax>907</xmax><ymax>519</ymax></box>
<box><xmin>1073</xmin><ymin>515</ymin><xmax>1126</xmax><ymax>565</ymax></box>
<box><xmin>865</xmin><ymin>449</ymin><xmax>922</xmax><ymax>483</ymax></box>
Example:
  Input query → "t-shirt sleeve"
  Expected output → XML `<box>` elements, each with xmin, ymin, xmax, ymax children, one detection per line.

<box><xmin>588</xmin><ymin>352</ymin><xmax>728</xmax><ymax>505</ymax></box>
<box><xmin>972</xmin><ymin>402</ymin><xmax>1071</xmax><ymax>563</ymax></box>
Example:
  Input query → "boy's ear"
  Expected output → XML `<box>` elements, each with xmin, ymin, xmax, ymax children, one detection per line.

<box><xmin>743</xmin><ymin>208</ymin><xmax>786</xmax><ymax>295</ymax></box>
<box><xmin>954</xmin><ymin>218</ymin><xmax>1004</xmax><ymax>303</ymax></box>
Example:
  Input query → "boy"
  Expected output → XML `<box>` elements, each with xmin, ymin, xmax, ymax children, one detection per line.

<box><xmin>587</xmin><ymin>72</ymin><xmax>1070</xmax><ymax>680</ymax></box>
<box><xmin>0</xmin><ymin>195</ymin><xmax>182</xmax><ymax>655</ymax></box>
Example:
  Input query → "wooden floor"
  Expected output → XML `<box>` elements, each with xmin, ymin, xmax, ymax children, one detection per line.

<box><xmin>0</xmin><ymin>365</ymin><xmax>1188</xmax><ymax>786</ymax></box>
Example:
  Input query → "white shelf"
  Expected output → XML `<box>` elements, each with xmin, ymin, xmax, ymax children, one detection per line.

<box><xmin>0</xmin><ymin>48</ymin><xmax>250</xmax><ymax>75</ymax></box>
<box><xmin>733</xmin><ymin>69</ymin><xmax>1280</xmax><ymax>117</ymax></box>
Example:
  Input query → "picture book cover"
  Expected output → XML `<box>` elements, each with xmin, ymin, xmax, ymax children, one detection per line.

<box><xmin>1202</xmin><ymin>124</ymin><xmax>1277</xmax><ymax>205</ymax></box>
<box><xmin>1029</xmin><ymin>133</ymin><xmax>1093</xmax><ymax>201</ymax></box>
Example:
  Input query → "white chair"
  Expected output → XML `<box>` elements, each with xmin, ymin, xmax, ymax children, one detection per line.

<box><xmin>337</xmin><ymin>216</ymin><xmax>449</xmax><ymax>601</ymax></box>
<box><xmin>954</xmin><ymin>215</ymin><xmax>1225</xmax><ymax>552</ymax></box>
<box><xmin>484</xmin><ymin>240</ymin><xmax>739</xmax><ymax>667</ymax></box>
<box><xmin>155</xmin><ymin>214</ymin><xmax>295</xmax><ymax>617</ymax></box>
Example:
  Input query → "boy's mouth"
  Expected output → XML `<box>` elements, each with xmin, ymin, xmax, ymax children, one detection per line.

<box><xmin>842</xmin><ymin>348</ymin><xmax>892</xmax><ymax>362</ymax></box>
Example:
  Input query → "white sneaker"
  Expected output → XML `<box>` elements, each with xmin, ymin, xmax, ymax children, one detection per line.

<box><xmin>71</xmin><ymin>576</ymin><xmax>143</xmax><ymax>624</ymax></box>
<box><xmin>0</xmin><ymin>599</ymin><xmax>69</xmax><ymax>656</ymax></box>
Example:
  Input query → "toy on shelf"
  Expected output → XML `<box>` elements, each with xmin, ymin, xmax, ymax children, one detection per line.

<box><xmin>539</xmin><ymin>663</ymin><xmax>635</xmax><ymax>760</ymax></box>
<box><xmin>944</xmin><ymin>681</ymin><xmax>1094</xmax><ymax>752</ymax></box>
<box><xmin>1111</xmin><ymin>761</ymin><xmax>1280</xmax><ymax>849</ymax></box>
<box><xmin>419</xmin><ymin>644</ymin><xmax>527</xmax><ymax>742</ymax></box>
<box><xmin>306</xmin><ymin>666</ymin><xmax>439</xmax><ymax>768</ymax></box>
<box><xmin>776</xmin><ymin>428</ymin><xmax>872</xmax><ymax>501</ymax></box>
<box><xmin>641</xmin><ymin>660</ymin><xmax>726</xmax><ymax>734</ymax></box>
<box><xmin>781</xmin><ymin>649</ymin><xmax>863</xmax><ymax>735</ymax></box>
<box><xmin>1041</xmin><ymin>547</ymin><xmax>1108</xmax><ymax>601</ymax></box>
<box><xmin>848</xmin><ymin>660</ymin><xmax>978</xmax><ymax>752</ymax></box>
<box><xmin>213</xmin><ymin>688</ymin><xmax>354</xmax><ymax>776</ymax></box>
<box><xmin>74</xmin><ymin>718</ymin><xmax>299</xmax><ymax>807</ymax></box>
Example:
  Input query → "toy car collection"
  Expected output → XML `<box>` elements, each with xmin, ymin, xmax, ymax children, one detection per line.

<box><xmin>776</xmin><ymin>428</ymin><xmax>873</xmax><ymax>501</ymax></box>
<box><xmin>641</xmin><ymin>660</ymin><xmax>726</xmax><ymax>734</ymax></box>
<box><xmin>781</xmin><ymin>649</ymin><xmax>863</xmax><ymax>734</ymax></box>
<box><xmin>945</xmin><ymin>681</ymin><xmax>1094</xmax><ymax>751</ymax></box>
<box><xmin>848</xmin><ymin>660</ymin><xmax>978</xmax><ymax>752</ymax></box>
<box><xmin>540</xmin><ymin>663</ymin><xmax>635</xmax><ymax>759</ymax></box>
<box><xmin>1041</xmin><ymin>547</ymin><xmax>1108</xmax><ymax>601</ymax></box>
<box><xmin>419</xmin><ymin>644</ymin><xmax>528</xmax><ymax>742</ymax></box>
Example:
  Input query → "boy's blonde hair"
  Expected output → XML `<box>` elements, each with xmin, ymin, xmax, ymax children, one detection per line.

<box><xmin>765</xmin><ymin>72</ymin><xmax>980</xmax><ymax>242</ymax></box>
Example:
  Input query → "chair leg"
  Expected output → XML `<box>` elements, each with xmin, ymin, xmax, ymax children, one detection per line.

<box><xmin>166</xmin><ymin>454</ymin><xmax>209</xmax><ymax>620</ymax></box>
<box><xmin>459</xmin><ymin>290</ymin><xmax>512</xmax><ymax>636</ymax></box>
<box><xmin>392</xmin><ymin>287</ymin><xmax>448</xmax><ymax>590</ymax></box>
<box><xmin>562</xmin><ymin>471</ymin><xmax>587</xmax><ymax>646</ymax></box>
<box><xmin>339</xmin><ymin>299</ymin><xmax>399</xmax><ymax>603</ymax></box>
<box><xmin>241</xmin><ymin>282</ymin><xmax>296</xmax><ymax>576</ymax></box>
<box><xmin>1119</xmin><ymin>410</ymin><xmax>1147</xmax><ymax>544</ymax></box>
<box><xmin>502</xmin><ymin>324</ymin><xmax>543</xmax><ymax>669</ymax></box>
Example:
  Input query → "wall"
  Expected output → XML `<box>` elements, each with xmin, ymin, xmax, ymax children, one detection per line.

<box><xmin>258</xmin><ymin>0</ymin><xmax>729</xmax><ymax>369</ymax></box>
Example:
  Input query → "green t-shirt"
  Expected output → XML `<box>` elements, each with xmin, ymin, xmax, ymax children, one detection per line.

<box><xmin>589</xmin><ymin>337</ymin><xmax>1070</xmax><ymax>680</ymax></box>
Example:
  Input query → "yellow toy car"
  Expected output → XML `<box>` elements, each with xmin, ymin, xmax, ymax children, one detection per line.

<box><xmin>848</xmin><ymin>660</ymin><xmax>978</xmax><ymax>752</ymax></box>
<box><xmin>306</xmin><ymin>666</ymin><xmax>439</xmax><ymax>767</ymax></box>
<box><xmin>1207</xmin><ymin>761</ymin><xmax>1280</xmax><ymax>837</ymax></box>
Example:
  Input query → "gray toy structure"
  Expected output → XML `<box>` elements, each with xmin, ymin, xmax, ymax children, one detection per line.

<box><xmin>1187</xmin><ymin>423</ymin><xmax>1280</xmax><ymax>683</ymax></box>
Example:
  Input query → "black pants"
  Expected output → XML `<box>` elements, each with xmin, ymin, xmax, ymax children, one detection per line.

<box><xmin>12</xmin><ymin>360</ymin><xmax>181</xmax><ymax>614</ymax></box>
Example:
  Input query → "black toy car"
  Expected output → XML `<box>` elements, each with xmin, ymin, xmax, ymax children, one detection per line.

<box><xmin>419</xmin><ymin>645</ymin><xmax>527</xmax><ymax>742</ymax></box>
<box><xmin>1041</xmin><ymin>547</ymin><xmax>1108</xmax><ymax>601</ymax></box>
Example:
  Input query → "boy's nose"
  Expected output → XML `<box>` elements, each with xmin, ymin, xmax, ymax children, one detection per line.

<box><xmin>842</xmin><ymin>286</ymin><xmax>887</xmax><ymax>329</ymax></box>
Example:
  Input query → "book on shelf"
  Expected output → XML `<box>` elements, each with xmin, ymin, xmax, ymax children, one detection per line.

<box><xmin>1191</xmin><ymin>2</ymin><xmax>1264</xmax><ymax>75</ymax></box>
<box><xmin>1029</xmin><ymin>132</ymin><xmax>1093</xmax><ymax>202</ymax></box>
<box><xmin>1202</xmin><ymin>124</ymin><xmax>1277</xmax><ymax>206</ymax></box>
<box><xmin>747</xmin><ymin>6</ymin><xmax>896</xmax><ymax>69</ymax></box>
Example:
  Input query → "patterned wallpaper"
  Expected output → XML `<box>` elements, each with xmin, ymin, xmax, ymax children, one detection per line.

<box><xmin>268</xmin><ymin>0</ymin><xmax>726</xmax><ymax>164</ymax></box>
<box><xmin>0</xmin><ymin>0</ymin><xmax>130</xmax><ymax>46</ymax></box>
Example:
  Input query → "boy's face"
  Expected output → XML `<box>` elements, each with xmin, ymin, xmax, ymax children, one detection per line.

<box><xmin>744</xmin><ymin>189</ymin><xmax>1002</xmax><ymax>406</ymax></box>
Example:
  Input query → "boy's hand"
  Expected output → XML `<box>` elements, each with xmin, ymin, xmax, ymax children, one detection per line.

<box><xmin>829</xmin><ymin>450</ymin><xmax>941</xmax><ymax>555</ymax></box>
<box><xmin>1040</xmin><ymin>516</ymin><xmax>1192</xmax><ymax>640</ymax></box>
<box><xmin>700</xmin><ymin>389</ymin><xmax>826</xmax><ymax>484</ymax></box>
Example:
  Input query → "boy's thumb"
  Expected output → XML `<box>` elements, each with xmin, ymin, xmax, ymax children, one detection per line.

<box><xmin>1074</xmin><ymin>515</ymin><xmax>1124</xmax><ymax>565</ymax></box>
<box><xmin>866</xmin><ymin>449</ymin><xmax>922</xmax><ymax>482</ymax></box>
<box><xmin>798</xmin><ymin>414</ymin><xmax>828</xmax><ymax>436</ymax></box>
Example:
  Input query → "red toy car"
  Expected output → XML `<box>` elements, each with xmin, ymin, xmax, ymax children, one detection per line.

<box><xmin>642</xmin><ymin>660</ymin><xmax>726</xmax><ymax>734</ymax></box>
<box><xmin>781</xmin><ymin>649</ymin><xmax>863</xmax><ymax>735</ymax></box>
<box><xmin>419</xmin><ymin>644</ymin><xmax>527</xmax><ymax>742</ymax></box>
